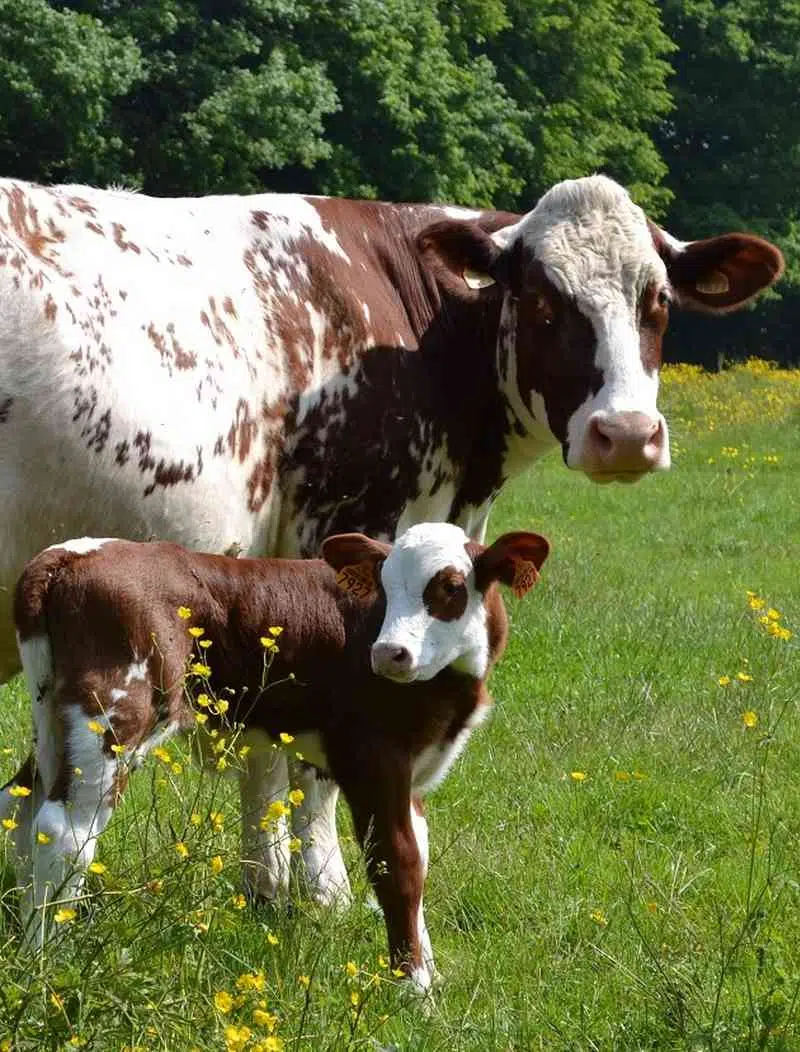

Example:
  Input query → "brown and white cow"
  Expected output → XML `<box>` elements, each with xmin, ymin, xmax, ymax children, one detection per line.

<box><xmin>0</xmin><ymin>174</ymin><xmax>784</xmax><ymax>903</ymax></box>
<box><xmin>3</xmin><ymin>524</ymin><xmax>549</xmax><ymax>988</ymax></box>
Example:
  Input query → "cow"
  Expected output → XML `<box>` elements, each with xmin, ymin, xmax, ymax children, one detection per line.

<box><xmin>0</xmin><ymin>173</ymin><xmax>784</xmax><ymax>905</ymax></box>
<box><xmin>3</xmin><ymin>523</ymin><xmax>549</xmax><ymax>989</ymax></box>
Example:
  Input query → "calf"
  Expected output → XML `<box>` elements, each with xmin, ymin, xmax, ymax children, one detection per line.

<box><xmin>1</xmin><ymin>522</ymin><xmax>548</xmax><ymax>987</ymax></box>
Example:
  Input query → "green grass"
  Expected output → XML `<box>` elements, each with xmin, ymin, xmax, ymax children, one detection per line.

<box><xmin>2</xmin><ymin>362</ymin><xmax>800</xmax><ymax>1050</ymax></box>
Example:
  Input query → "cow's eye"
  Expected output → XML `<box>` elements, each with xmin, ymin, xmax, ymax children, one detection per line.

<box><xmin>657</xmin><ymin>288</ymin><xmax>672</xmax><ymax>309</ymax></box>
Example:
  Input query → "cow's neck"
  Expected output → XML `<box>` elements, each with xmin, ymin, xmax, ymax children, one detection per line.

<box><xmin>411</xmin><ymin>280</ymin><xmax>557</xmax><ymax>527</ymax></box>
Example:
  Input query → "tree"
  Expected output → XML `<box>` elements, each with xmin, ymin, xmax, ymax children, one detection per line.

<box><xmin>657</xmin><ymin>0</ymin><xmax>800</xmax><ymax>362</ymax></box>
<box><xmin>486</xmin><ymin>0</ymin><xmax>675</xmax><ymax>214</ymax></box>
<box><xmin>70</xmin><ymin>0</ymin><xmax>338</xmax><ymax>194</ymax></box>
<box><xmin>0</xmin><ymin>0</ymin><xmax>142</xmax><ymax>185</ymax></box>
<box><xmin>294</xmin><ymin>0</ymin><xmax>531</xmax><ymax>207</ymax></box>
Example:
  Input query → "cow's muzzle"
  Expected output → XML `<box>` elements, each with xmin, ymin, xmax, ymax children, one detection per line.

<box><xmin>578</xmin><ymin>410</ymin><xmax>669</xmax><ymax>481</ymax></box>
<box><xmin>371</xmin><ymin>642</ymin><xmax>416</xmax><ymax>683</ymax></box>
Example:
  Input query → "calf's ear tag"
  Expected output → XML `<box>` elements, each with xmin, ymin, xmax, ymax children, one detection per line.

<box><xmin>696</xmin><ymin>270</ymin><xmax>730</xmax><ymax>295</ymax></box>
<box><xmin>511</xmin><ymin>560</ymin><xmax>539</xmax><ymax>599</ymax></box>
<box><xmin>463</xmin><ymin>268</ymin><xmax>495</xmax><ymax>290</ymax></box>
<box><xmin>335</xmin><ymin>563</ymin><xmax>377</xmax><ymax>599</ymax></box>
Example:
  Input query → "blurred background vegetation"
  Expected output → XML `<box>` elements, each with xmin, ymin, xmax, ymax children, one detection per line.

<box><xmin>0</xmin><ymin>0</ymin><xmax>796</xmax><ymax>364</ymax></box>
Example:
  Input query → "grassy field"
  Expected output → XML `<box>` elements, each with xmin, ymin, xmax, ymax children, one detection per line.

<box><xmin>2</xmin><ymin>359</ymin><xmax>800</xmax><ymax>1051</ymax></box>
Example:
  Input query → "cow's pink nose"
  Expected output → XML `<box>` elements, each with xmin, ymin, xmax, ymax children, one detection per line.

<box><xmin>371</xmin><ymin>643</ymin><xmax>414</xmax><ymax>679</ymax></box>
<box><xmin>581</xmin><ymin>411</ymin><xmax>665</xmax><ymax>477</ymax></box>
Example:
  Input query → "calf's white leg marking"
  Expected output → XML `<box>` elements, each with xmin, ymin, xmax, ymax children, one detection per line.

<box><xmin>27</xmin><ymin>706</ymin><xmax>118</xmax><ymax>941</ymax></box>
<box><xmin>290</xmin><ymin>738</ymin><xmax>352</xmax><ymax>907</ymax></box>
<box><xmin>238</xmin><ymin>732</ymin><xmax>291</xmax><ymax>901</ymax></box>
<box><xmin>409</xmin><ymin>801</ymin><xmax>435</xmax><ymax>992</ymax></box>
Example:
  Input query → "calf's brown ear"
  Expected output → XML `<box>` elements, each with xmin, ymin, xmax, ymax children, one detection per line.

<box><xmin>472</xmin><ymin>531</ymin><xmax>550</xmax><ymax>598</ymax></box>
<box><xmin>321</xmin><ymin>533</ymin><xmax>392</xmax><ymax>599</ymax></box>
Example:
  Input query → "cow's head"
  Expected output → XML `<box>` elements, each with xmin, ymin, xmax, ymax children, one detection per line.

<box><xmin>418</xmin><ymin>175</ymin><xmax>784</xmax><ymax>483</ymax></box>
<box><xmin>323</xmin><ymin>523</ymin><xmax>549</xmax><ymax>683</ymax></box>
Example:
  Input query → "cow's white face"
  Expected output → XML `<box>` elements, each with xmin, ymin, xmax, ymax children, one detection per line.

<box><xmin>322</xmin><ymin>523</ymin><xmax>549</xmax><ymax>683</ymax></box>
<box><xmin>418</xmin><ymin>175</ymin><xmax>784</xmax><ymax>484</ymax></box>
<box><xmin>496</xmin><ymin>177</ymin><xmax>670</xmax><ymax>482</ymax></box>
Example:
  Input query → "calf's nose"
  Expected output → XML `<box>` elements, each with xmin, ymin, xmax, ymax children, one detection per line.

<box><xmin>371</xmin><ymin>642</ymin><xmax>414</xmax><ymax>680</ymax></box>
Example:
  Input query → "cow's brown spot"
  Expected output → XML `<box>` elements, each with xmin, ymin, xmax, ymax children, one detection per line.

<box><xmin>68</xmin><ymin>196</ymin><xmax>97</xmax><ymax>217</ymax></box>
<box><xmin>177</xmin><ymin>254</ymin><xmax>193</xmax><ymax>267</ymax></box>
<box><xmin>0</xmin><ymin>396</ymin><xmax>13</xmax><ymax>422</ymax></box>
<box><xmin>112</xmin><ymin>223</ymin><xmax>141</xmax><ymax>255</ymax></box>
<box><xmin>44</xmin><ymin>294</ymin><xmax>57</xmax><ymax>322</ymax></box>
<box><xmin>423</xmin><ymin>568</ymin><xmax>468</xmax><ymax>621</ymax></box>
<box><xmin>86</xmin><ymin>221</ymin><xmax>105</xmax><ymax>236</ymax></box>
<box><xmin>227</xmin><ymin>398</ymin><xmax>257</xmax><ymax>463</ymax></box>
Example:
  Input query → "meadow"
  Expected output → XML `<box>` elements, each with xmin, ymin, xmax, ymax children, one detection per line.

<box><xmin>1</xmin><ymin>359</ymin><xmax>799</xmax><ymax>1051</ymax></box>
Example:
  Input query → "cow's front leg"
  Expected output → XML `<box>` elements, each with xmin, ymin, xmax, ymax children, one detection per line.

<box><xmin>289</xmin><ymin>760</ymin><xmax>351</xmax><ymax>906</ymax></box>
<box><xmin>340</xmin><ymin>761</ymin><xmax>432</xmax><ymax>994</ymax></box>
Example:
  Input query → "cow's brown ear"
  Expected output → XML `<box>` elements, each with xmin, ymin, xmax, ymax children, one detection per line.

<box><xmin>417</xmin><ymin>220</ymin><xmax>508</xmax><ymax>296</ymax></box>
<box><xmin>472</xmin><ymin>531</ymin><xmax>550</xmax><ymax>598</ymax></box>
<box><xmin>321</xmin><ymin>533</ymin><xmax>391</xmax><ymax>599</ymax></box>
<box><xmin>650</xmin><ymin>224</ymin><xmax>784</xmax><ymax>314</ymax></box>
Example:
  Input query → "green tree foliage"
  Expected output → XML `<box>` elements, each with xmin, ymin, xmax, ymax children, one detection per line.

<box><xmin>69</xmin><ymin>0</ymin><xmax>338</xmax><ymax>194</ymax></box>
<box><xmin>295</xmin><ymin>0</ymin><xmax>531</xmax><ymax>207</ymax></box>
<box><xmin>487</xmin><ymin>0</ymin><xmax>675</xmax><ymax>214</ymax></box>
<box><xmin>0</xmin><ymin>0</ymin><xmax>141</xmax><ymax>184</ymax></box>
<box><xmin>656</xmin><ymin>0</ymin><xmax>800</xmax><ymax>363</ymax></box>
<box><xmin>658</xmin><ymin>0</ymin><xmax>800</xmax><ymax>280</ymax></box>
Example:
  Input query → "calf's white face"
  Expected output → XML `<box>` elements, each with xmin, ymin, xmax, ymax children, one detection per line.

<box><xmin>322</xmin><ymin>523</ymin><xmax>549</xmax><ymax>683</ymax></box>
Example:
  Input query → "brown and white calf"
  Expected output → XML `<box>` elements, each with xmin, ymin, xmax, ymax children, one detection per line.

<box><xmin>2</xmin><ymin>522</ymin><xmax>548</xmax><ymax>987</ymax></box>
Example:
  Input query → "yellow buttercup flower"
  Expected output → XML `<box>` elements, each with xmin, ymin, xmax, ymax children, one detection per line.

<box><xmin>175</xmin><ymin>841</ymin><xmax>189</xmax><ymax>859</ymax></box>
<box><xmin>718</xmin><ymin>675</ymin><xmax>731</xmax><ymax>687</ymax></box>
<box><xmin>570</xmin><ymin>770</ymin><xmax>586</xmax><ymax>782</ymax></box>
<box><xmin>2</xmin><ymin>818</ymin><xmax>17</xmax><ymax>831</ymax></box>
<box><xmin>279</xmin><ymin>732</ymin><xmax>294</xmax><ymax>745</ymax></box>
<box><xmin>54</xmin><ymin>907</ymin><xmax>77</xmax><ymax>924</ymax></box>
<box><xmin>8</xmin><ymin>784</ymin><xmax>31</xmax><ymax>797</ymax></box>
<box><xmin>188</xmin><ymin>626</ymin><xmax>205</xmax><ymax>638</ymax></box>
<box><xmin>87</xmin><ymin>720</ymin><xmax>105</xmax><ymax>735</ymax></box>
<box><xmin>288</xmin><ymin>789</ymin><xmax>304</xmax><ymax>806</ymax></box>
<box><xmin>177</xmin><ymin>606</ymin><xmax>192</xmax><ymax>620</ymax></box>
<box><xmin>214</xmin><ymin>990</ymin><xmax>234</xmax><ymax>1014</ymax></box>
<box><xmin>742</xmin><ymin>710</ymin><xmax>758</xmax><ymax>729</ymax></box>
<box><xmin>209</xmin><ymin>855</ymin><xmax>224</xmax><ymax>875</ymax></box>
<box><xmin>88</xmin><ymin>862</ymin><xmax>107</xmax><ymax>875</ymax></box>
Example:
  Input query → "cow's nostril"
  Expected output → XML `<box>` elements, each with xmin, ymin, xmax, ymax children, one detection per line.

<box><xmin>372</xmin><ymin>642</ymin><xmax>414</xmax><ymax>677</ymax></box>
<box><xmin>389</xmin><ymin>646</ymin><xmax>411</xmax><ymax>667</ymax></box>
<box><xmin>588</xmin><ymin>416</ymin><xmax>614</xmax><ymax>454</ymax></box>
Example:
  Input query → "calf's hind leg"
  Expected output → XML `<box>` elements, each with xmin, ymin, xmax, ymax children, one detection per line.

<box><xmin>26</xmin><ymin>681</ymin><xmax>155</xmax><ymax>943</ymax></box>
<box><xmin>0</xmin><ymin>754</ymin><xmax>39</xmax><ymax>887</ymax></box>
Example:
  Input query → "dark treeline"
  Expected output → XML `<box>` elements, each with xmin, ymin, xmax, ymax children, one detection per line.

<box><xmin>0</xmin><ymin>0</ymin><xmax>796</xmax><ymax>364</ymax></box>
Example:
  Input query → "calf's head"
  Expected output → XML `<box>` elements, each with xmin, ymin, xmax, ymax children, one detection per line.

<box><xmin>323</xmin><ymin>523</ymin><xmax>549</xmax><ymax>683</ymax></box>
<box><xmin>418</xmin><ymin>175</ymin><xmax>784</xmax><ymax>483</ymax></box>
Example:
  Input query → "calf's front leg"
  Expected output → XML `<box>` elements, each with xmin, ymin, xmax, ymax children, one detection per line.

<box><xmin>340</xmin><ymin>761</ymin><xmax>434</xmax><ymax>993</ymax></box>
